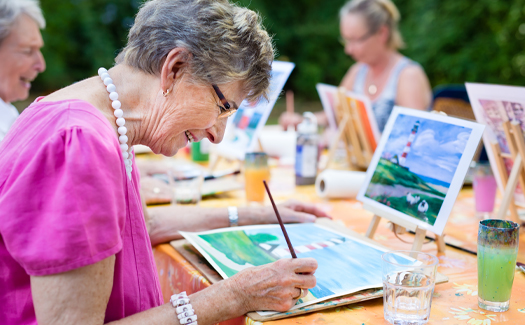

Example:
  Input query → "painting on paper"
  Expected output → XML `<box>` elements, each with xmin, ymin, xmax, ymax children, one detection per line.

<box><xmin>357</xmin><ymin>107</ymin><xmax>484</xmax><ymax>235</ymax></box>
<box><xmin>181</xmin><ymin>223</ymin><xmax>411</xmax><ymax>312</ymax></box>
<box><xmin>216</xmin><ymin>61</ymin><xmax>295</xmax><ymax>160</ymax></box>
<box><xmin>466</xmin><ymin>83</ymin><xmax>525</xmax><ymax>207</ymax></box>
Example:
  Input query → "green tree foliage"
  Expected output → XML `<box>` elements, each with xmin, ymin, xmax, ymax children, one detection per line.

<box><xmin>33</xmin><ymin>0</ymin><xmax>525</xmax><ymax>100</ymax></box>
<box><xmin>397</xmin><ymin>0</ymin><xmax>525</xmax><ymax>88</ymax></box>
<box><xmin>36</xmin><ymin>0</ymin><xmax>139</xmax><ymax>93</ymax></box>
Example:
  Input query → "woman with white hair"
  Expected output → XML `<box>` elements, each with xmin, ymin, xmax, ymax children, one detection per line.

<box><xmin>0</xmin><ymin>0</ymin><xmax>46</xmax><ymax>141</ymax></box>
<box><xmin>0</xmin><ymin>0</ymin><xmax>317</xmax><ymax>324</ymax></box>
<box><xmin>280</xmin><ymin>0</ymin><xmax>432</xmax><ymax>132</ymax></box>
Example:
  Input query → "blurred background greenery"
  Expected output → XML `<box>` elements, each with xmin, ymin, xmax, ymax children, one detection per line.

<box><xmin>17</xmin><ymin>0</ymin><xmax>525</xmax><ymax>123</ymax></box>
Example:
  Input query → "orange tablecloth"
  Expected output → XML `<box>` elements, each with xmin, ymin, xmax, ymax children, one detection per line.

<box><xmin>151</xmin><ymin>164</ymin><xmax>525</xmax><ymax>324</ymax></box>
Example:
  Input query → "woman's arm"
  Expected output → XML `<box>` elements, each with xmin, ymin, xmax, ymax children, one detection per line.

<box><xmin>31</xmin><ymin>256</ymin><xmax>116</xmax><ymax>325</ymax></box>
<box><xmin>146</xmin><ymin>200</ymin><xmax>330</xmax><ymax>246</ymax></box>
<box><xmin>31</xmin><ymin>256</ymin><xmax>317</xmax><ymax>325</ymax></box>
<box><xmin>396</xmin><ymin>65</ymin><xmax>432</xmax><ymax>111</ymax></box>
<box><xmin>339</xmin><ymin>63</ymin><xmax>360</xmax><ymax>91</ymax></box>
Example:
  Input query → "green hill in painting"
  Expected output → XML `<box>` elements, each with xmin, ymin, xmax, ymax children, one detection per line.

<box><xmin>200</xmin><ymin>230</ymin><xmax>277</xmax><ymax>277</ymax></box>
<box><xmin>370</xmin><ymin>193</ymin><xmax>441</xmax><ymax>225</ymax></box>
<box><xmin>371</xmin><ymin>158</ymin><xmax>446</xmax><ymax>198</ymax></box>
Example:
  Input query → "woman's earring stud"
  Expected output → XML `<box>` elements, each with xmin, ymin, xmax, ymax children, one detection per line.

<box><xmin>162</xmin><ymin>89</ymin><xmax>170</xmax><ymax>97</ymax></box>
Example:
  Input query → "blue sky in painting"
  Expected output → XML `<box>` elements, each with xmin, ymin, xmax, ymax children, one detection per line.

<box><xmin>243</xmin><ymin>224</ymin><xmax>402</xmax><ymax>299</ymax></box>
<box><xmin>383</xmin><ymin>114</ymin><xmax>472</xmax><ymax>183</ymax></box>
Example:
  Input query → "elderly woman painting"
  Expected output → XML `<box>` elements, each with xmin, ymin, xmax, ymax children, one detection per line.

<box><xmin>0</xmin><ymin>0</ymin><xmax>317</xmax><ymax>324</ymax></box>
<box><xmin>0</xmin><ymin>0</ymin><xmax>46</xmax><ymax>141</ymax></box>
<box><xmin>280</xmin><ymin>0</ymin><xmax>432</xmax><ymax>132</ymax></box>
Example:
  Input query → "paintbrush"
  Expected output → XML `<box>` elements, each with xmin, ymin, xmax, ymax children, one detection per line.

<box><xmin>263</xmin><ymin>180</ymin><xmax>297</xmax><ymax>258</ymax></box>
<box><xmin>517</xmin><ymin>262</ymin><xmax>525</xmax><ymax>274</ymax></box>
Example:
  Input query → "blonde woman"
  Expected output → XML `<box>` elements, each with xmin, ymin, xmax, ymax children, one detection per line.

<box><xmin>0</xmin><ymin>0</ymin><xmax>316</xmax><ymax>324</ymax></box>
<box><xmin>280</xmin><ymin>0</ymin><xmax>432</xmax><ymax>132</ymax></box>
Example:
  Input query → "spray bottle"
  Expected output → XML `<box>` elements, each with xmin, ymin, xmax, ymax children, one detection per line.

<box><xmin>295</xmin><ymin>112</ymin><xmax>318</xmax><ymax>185</ymax></box>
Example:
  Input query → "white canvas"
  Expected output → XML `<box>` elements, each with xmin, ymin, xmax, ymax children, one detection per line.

<box><xmin>357</xmin><ymin>107</ymin><xmax>484</xmax><ymax>235</ymax></box>
<box><xmin>465</xmin><ymin>82</ymin><xmax>525</xmax><ymax>207</ymax></box>
<box><xmin>215</xmin><ymin>61</ymin><xmax>295</xmax><ymax>161</ymax></box>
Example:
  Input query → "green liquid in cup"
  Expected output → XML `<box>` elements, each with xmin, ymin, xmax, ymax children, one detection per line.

<box><xmin>478</xmin><ymin>246</ymin><xmax>517</xmax><ymax>302</ymax></box>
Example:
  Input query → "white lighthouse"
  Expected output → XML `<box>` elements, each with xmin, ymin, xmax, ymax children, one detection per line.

<box><xmin>399</xmin><ymin>121</ymin><xmax>420</xmax><ymax>166</ymax></box>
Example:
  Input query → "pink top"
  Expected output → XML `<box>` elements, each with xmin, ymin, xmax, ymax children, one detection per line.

<box><xmin>0</xmin><ymin>99</ymin><xmax>163</xmax><ymax>324</ymax></box>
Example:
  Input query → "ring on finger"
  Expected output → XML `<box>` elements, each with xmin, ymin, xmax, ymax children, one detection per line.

<box><xmin>292</xmin><ymin>288</ymin><xmax>304</xmax><ymax>300</ymax></box>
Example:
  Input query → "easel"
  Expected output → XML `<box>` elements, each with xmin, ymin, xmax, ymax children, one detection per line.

<box><xmin>491</xmin><ymin>120</ymin><xmax>525</xmax><ymax>223</ymax></box>
<box><xmin>324</xmin><ymin>87</ymin><xmax>374</xmax><ymax>170</ymax></box>
<box><xmin>365</xmin><ymin>214</ymin><xmax>446</xmax><ymax>254</ymax></box>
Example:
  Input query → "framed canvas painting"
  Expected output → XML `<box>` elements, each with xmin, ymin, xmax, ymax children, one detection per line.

<box><xmin>357</xmin><ymin>107</ymin><xmax>484</xmax><ymax>235</ymax></box>
<box><xmin>466</xmin><ymin>82</ymin><xmax>525</xmax><ymax>207</ymax></box>
<box><xmin>215</xmin><ymin>61</ymin><xmax>295</xmax><ymax>160</ymax></box>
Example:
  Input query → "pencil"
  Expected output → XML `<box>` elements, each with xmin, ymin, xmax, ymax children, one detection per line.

<box><xmin>263</xmin><ymin>180</ymin><xmax>297</xmax><ymax>258</ymax></box>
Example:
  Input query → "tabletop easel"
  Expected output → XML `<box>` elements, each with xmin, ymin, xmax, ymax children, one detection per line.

<box><xmin>324</xmin><ymin>87</ymin><xmax>374</xmax><ymax>171</ymax></box>
<box><xmin>491</xmin><ymin>120</ymin><xmax>525</xmax><ymax>223</ymax></box>
<box><xmin>363</xmin><ymin>108</ymin><xmax>449</xmax><ymax>253</ymax></box>
<box><xmin>364</xmin><ymin>213</ymin><xmax>446</xmax><ymax>254</ymax></box>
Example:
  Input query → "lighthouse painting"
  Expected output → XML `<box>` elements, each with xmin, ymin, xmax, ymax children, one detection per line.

<box><xmin>358</xmin><ymin>107</ymin><xmax>485</xmax><ymax>235</ymax></box>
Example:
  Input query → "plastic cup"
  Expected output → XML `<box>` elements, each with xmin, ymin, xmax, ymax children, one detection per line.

<box><xmin>478</xmin><ymin>219</ymin><xmax>519</xmax><ymax>312</ymax></box>
<box><xmin>244</xmin><ymin>152</ymin><xmax>270</xmax><ymax>203</ymax></box>
<box><xmin>473</xmin><ymin>162</ymin><xmax>497</xmax><ymax>219</ymax></box>
<box><xmin>382</xmin><ymin>250</ymin><xmax>439</xmax><ymax>325</ymax></box>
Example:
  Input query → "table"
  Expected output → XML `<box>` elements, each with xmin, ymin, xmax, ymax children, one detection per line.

<box><xmin>149</xmin><ymin>160</ymin><xmax>525</xmax><ymax>324</ymax></box>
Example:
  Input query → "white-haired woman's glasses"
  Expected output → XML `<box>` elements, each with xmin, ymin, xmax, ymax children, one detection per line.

<box><xmin>212</xmin><ymin>84</ymin><xmax>237</xmax><ymax>118</ymax></box>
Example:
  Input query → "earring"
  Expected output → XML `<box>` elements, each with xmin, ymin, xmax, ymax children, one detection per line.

<box><xmin>162</xmin><ymin>89</ymin><xmax>170</xmax><ymax>97</ymax></box>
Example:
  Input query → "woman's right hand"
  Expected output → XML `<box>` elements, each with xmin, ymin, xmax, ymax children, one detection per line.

<box><xmin>227</xmin><ymin>257</ymin><xmax>318</xmax><ymax>313</ymax></box>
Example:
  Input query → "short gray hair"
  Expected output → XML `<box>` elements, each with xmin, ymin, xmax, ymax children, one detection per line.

<box><xmin>116</xmin><ymin>0</ymin><xmax>274</xmax><ymax>102</ymax></box>
<box><xmin>0</xmin><ymin>0</ymin><xmax>45</xmax><ymax>44</ymax></box>
<box><xmin>340</xmin><ymin>0</ymin><xmax>404</xmax><ymax>50</ymax></box>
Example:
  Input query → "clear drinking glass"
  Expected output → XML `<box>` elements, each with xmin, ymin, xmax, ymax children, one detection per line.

<box><xmin>473</xmin><ymin>162</ymin><xmax>497</xmax><ymax>219</ymax></box>
<box><xmin>168</xmin><ymin>168</ymin><xmax>204</xmax><ymax>205</ymax></box>
<box><xmin>244</xmin><ymin>152</ymin><xmax>270</xmax><ymax>203</ymax></box>
<box><xmin>382</xmin><ymin>250</ymin><xmax>439</xmax><ymax>325</ymax></box>
<box><xmin>478</xmin><ymin>219</ymin><xmax>520</xmax><ymax>312</ymax></box>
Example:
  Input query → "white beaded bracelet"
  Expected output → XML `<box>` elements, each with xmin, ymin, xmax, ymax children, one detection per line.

<box><xmin>170</xmin><ymin>292</ymin><xmax>198</xmax><ymax>325</ymax></box>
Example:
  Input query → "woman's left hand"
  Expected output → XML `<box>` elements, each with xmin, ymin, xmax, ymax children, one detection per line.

<box><xmin>238</xmin><ymin>199</ymin><xmax>331</xmax><ymax>225</ymax></box>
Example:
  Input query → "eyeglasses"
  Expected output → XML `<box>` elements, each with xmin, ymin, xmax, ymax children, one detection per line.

<box><xmin>339</xmin><ymin>31</ymin><xmax>373</xmax><ymax>47</ymax></box>
<box><xmin>212</xmin><ymin>84</ymin><xmax>237</xmax><ymax>119</ymax></box>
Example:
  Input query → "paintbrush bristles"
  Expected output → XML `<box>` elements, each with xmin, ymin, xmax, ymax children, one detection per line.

<box><xmin>262</xmin><ymin>180</ymin><xmax>297</xmax><ymax>258</ymax></box>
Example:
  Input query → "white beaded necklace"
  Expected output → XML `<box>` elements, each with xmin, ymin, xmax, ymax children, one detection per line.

<box><xmin>98</xmin><ymin>67</ymin><xmax>132</xmax><ymax>180</ymax></box>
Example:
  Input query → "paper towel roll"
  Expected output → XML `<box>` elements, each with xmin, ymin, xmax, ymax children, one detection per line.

<box><xmin>315</xmin><ymin>169</ymin><xmax>366</xmax><ymax>199</ymax></box>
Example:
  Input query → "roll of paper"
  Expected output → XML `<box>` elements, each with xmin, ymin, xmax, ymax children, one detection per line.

<box><xmin>315</xmin><ymin>169</ymin><xmax>366</xmax><ymax>199</ymax></box>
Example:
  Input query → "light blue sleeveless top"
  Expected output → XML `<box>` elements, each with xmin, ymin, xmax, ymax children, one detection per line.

<box><xmin>353</xmin><ymin>57</ymin><xmax>418</xmax><ymax>131</ymax></box>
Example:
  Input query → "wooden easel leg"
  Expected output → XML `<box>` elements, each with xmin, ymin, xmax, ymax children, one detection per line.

<box><xmin>411</xmin><ymin>227</ymin><xmax>426</xmax><ymax>255</ymax></box>
<box><xmin>435</xmin><ymin>234</ymin><xmax>446</xmax><ymax>253</ymax></box>
<box><xmin>323</xmin><ymin>117</ymin><xmax>349</xmax><ymax>171</ymax></box>
<box><xmin>208</xmin><ymin>155</ymin><xmax>222</xmax><ymax>173</ymax></box>
<box><xmin>490</xmin><ymin>141</ymin><xmax>519</xmax><ymax>221</ymax></box>
<box><xmin>365</xmin><ymin>215</ymin><xmax>381</xmax><ymax>239</ymax></box>
<box><xmin>497</xmin><ymin>155</ymin><xmax>522</xmax><ymax>223</ymax></box>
